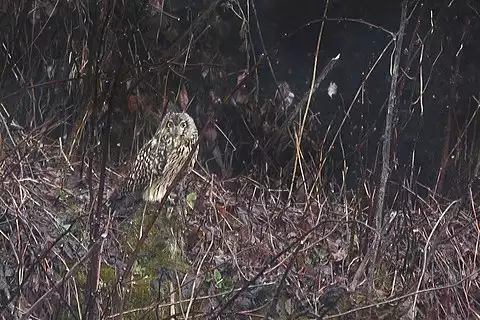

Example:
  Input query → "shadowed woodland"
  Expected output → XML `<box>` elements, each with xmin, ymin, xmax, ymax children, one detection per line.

<box><xmin>1</xmin><ymin>0</ymin><xmax>480</xmax><ymax>319</ymax></box>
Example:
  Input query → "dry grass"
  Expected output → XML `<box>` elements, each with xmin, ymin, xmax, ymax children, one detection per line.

<box><xmin>1</xmin><ymin>134</ymin><xmax>479</xmax><ymax>319</ymax></box>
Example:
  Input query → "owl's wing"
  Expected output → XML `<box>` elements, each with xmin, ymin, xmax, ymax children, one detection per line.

<box><xmin>108</xmin><ymin>134</ymin><xmax>167</xmax><ymax>210</ymax></box>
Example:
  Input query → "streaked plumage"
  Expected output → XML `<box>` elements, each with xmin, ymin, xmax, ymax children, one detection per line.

<box><xmin>109</xmin><ymin>112</ymin><xmax>198</xmax><ymax>211</ymax></box>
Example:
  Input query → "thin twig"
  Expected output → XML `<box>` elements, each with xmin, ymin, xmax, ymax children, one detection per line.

<box><xmin>20</xmin><ymin>233</ymin><xmax>108</xmax><ymax>320</ymax></box>
<box><xmin>350</xmin><ymin>0</ymin><xmax>408</xmax><ymax>292</ymax></box>
<box><xmin>288</xmin><ymin>0</ymin><xmax>331</xmax><ymax>201</ymax></box>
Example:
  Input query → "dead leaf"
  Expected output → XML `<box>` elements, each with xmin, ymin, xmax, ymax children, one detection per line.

<box><xmin>127</xmin><ymin>95</ymin><xmax>138</xmax><ymax>113</ymax></box>
<box><xmin>204</xmin><ymin>125</ymin><xmax>218</xmax><ymax>145</ymax></box>
<box><xmin>179</xmin><ymin>85</ymin><xmax>189</xmax><ymax>111</ymax></box>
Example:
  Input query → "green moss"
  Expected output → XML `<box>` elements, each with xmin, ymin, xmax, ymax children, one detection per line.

<box><xmin>66</xmin><ymin>201</ymin><xmax>195</xmax><ymax>319</ymax></box>
<box><xmin>113</xmin><ymin>203</ymin><xmax>193</xmax><ymax>318</ymax></box>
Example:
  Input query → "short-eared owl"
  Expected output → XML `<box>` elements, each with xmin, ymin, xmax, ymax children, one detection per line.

<box><xmin>109</xmin><ymin>112</ymin><xmax>198</xmax><ymax>210</ymax></box>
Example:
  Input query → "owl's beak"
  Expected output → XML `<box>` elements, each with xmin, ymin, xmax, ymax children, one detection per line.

<box><xmin>172</xmin><ymin>127</ymin><xmax>181</xmax><ymax>137</ymax></box>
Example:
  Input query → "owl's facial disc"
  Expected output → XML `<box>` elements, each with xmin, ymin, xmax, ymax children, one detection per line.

<box><xmin>161</xmin><ymin>113</ymin><xmax>197</xmax><ymax>144</ymax></box>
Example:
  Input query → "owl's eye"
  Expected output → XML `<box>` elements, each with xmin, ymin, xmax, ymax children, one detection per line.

<box><xmin>180</xmin><ymin>121</ymin><xmax>187</xmax><ymax>128</ymax></box>
<box><xmin>166</xmin><ymin>120</ymin><xmax>173</xmax><ymax>128</ymax></box>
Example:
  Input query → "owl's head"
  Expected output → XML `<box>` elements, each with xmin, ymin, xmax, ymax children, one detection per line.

<box><xmin>160</xmin><ymin>112</ymin><xmax>198</xmax><ymax>143</ymax></box>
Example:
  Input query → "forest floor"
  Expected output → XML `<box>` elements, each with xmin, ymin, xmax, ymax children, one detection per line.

<box><xmin>0</xmin><ymin>139</ymin><xmax>476</xmax><ymax>319</ymax></box>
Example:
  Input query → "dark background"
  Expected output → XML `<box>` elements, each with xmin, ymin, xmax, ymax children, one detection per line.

<box><xmin>0</xmin><ymin>0</ymin><xmax>479</xmax><ymax>200</ymax></box>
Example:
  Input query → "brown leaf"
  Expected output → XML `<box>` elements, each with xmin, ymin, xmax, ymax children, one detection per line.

<box><xmin>127</xmin><ymin>95</ymin><xmax>138</xmax><ymax>113</ymax></box>
<box><xmin>215</xmin><ymin>202</ymin><xmax>227</xmax><ymax>217</ymax></box>
<box><xmin>179</xmin><ymin>85</ymin><xmax>189</xmax><ymax>111</ymax></box>
<box><xmin>204</xmin><ymin>125</ymin><xmax>218</xmax><ymax>145</ymax></box>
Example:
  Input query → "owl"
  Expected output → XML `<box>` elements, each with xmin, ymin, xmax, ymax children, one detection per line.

<box><xmin>109</xmin><ymin>112</ymin><xmax>199</xmax><ymax>211</ymax></box>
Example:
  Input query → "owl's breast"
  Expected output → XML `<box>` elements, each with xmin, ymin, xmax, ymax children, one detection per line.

<box><xmin>142</xmin><ymin>142</ymin><xmax>197</xmax><ymax>203</ymax></box>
